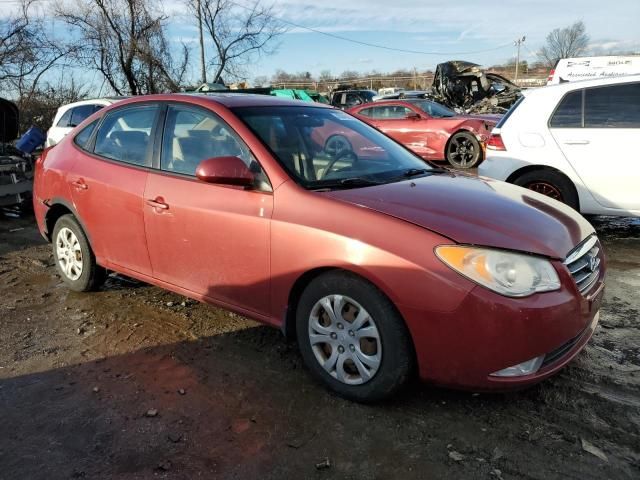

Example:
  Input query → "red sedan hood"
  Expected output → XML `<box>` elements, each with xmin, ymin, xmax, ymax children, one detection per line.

<box><xmin>324</xmin><ymin>172</ymin><xmax>594</xmax><ymax>259</ymax></box>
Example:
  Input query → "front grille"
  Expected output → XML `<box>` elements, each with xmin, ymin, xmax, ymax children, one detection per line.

<box><xmin>563</xmin><ymin>236</ymin><xmax>601</xmax><ymax>295</ymax></box>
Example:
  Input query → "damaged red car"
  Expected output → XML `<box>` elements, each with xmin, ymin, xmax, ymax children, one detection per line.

<box><xmin>34</xmin><ymin>94</ymin><xmax>604</xmax><ymax>402</ymax></box>
<box><xmin>348</xmin><ymin>99</ymin><xmax>499</xmax><ymax>168</ymax></box>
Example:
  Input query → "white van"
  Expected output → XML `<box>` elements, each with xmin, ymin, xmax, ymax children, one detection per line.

<box><xmin>547</xmin><ymin>55</ymin><xmax>640</xmax><ymax>85</ymax></box>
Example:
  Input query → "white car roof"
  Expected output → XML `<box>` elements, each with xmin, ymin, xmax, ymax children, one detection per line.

<box><xmin>528</xmin><ymin>74</ymin><xmax>640</xmax><ymax>98</ymax></box>
<box><xmin>59</xmin><ymin>97</ymin><xmax>124</xmax><ymax>109</ymax></box>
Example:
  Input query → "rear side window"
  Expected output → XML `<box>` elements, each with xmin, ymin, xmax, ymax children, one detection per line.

<box><xmin>74</xmin><ymin>120</ymin><xmax>99</xmax><ymax>149</ymax></box>
<box><xmin>94</xmin><ymin>105</ymin><xmax>159</xmax><ymax>166</ymax></box>
<box><xmin>56</xmin><ymin>108</ymin><xmax>73</xmax><ymax>127</ymax></box>
<box><xmin>585</xmin><ymin>83</ymin><xmax>640</xmax><ymax>128</ymax></box>
<box><xmin>70</xmin><ymin>105</ymin><xmax>99</xmax><ymax>127</ymax></box>
<box><xmin>550</xmin><ymin>90</ymin><xmax>583</xmax><ymax>128</ymax></box>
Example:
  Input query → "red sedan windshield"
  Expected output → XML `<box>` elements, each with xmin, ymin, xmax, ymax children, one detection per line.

<box><xmin>233</xmin><ymin>106</ymin><xmax>434</xmax><ymax>189</ymax></box>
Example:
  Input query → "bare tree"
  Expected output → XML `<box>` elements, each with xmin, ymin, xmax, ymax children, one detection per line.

<box><xmin>56</xmin><ymin>0</ymin><xmax>189</xmax><ymax>95</ymax></box>
<box><xmin>538</xmin><ymin>21</ymin><xmax>590</xmax><ymax>68</ymax></box>
<box><xmin>188</xmin><ymin>0</ymin><xmax>285</xmax><ymax>83</ymax></box>
<box><xmin>1</xmin><ymin>1</ymin><xmax>74</xmax><ymax>99</ymax></box>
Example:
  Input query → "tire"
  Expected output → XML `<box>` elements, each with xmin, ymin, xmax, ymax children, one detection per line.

<box><xmin>446</xmin><ymin>131</ymin><xmax>481</xmax><ymax>169</ymax></box>
<box><xmin>513</xmin><ymin>169</ymin><xmax>579</xmax><ymax>211</ymax></box>
<box><xmin>296</xmin><ymin>271</ymin><xmax>414</xmax><ymax>402</ymax></box>
<box><xmin>52</xmin><ymin>214</ymin><xmax>106</xmax><ymax>292</ymax></box>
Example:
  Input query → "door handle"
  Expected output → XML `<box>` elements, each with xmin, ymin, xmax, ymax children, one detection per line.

<box><xmin>71</xmin><ymin>179</ymin><xmax>88</xmax><ymax>190</ymax></box>
<box><xmin>146</xmin><ymin>198</ymin><xmax>169</xmax><ymax>210</ymax></box>
<box><xmin>563</xmin><ymin>140</ymin><xmax>590</xmax><ymax>145</ymax></box>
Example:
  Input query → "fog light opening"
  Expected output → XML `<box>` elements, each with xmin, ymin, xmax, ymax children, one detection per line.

<box><xmin>490</xmin><ymin>355</ymin><xmax>545</xmax><ymax>377</ymax></box>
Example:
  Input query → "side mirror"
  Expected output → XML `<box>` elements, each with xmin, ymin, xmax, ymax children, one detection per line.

<box><xmin>195</xmin><ymin>156</ymin><xmax>255</xmax><ymax>187</ymax></box>
<box><xmin>406</xmin><ymin>111</ymin><xmax>421</xmax><ymax>120</ymax></box>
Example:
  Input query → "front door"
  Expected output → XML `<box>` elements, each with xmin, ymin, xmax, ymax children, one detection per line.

<box><xmin>550</xmin><ymin>82</ymin><xmax>640</xmax><ymax>211</ymax></box>
<box><xmin>362</xmin><ymin>104</ymin><xmax>433</xmax><ymax>159</ymax></box>
<box><xmin>143</xmin><ymin>103</ymin><xmax>273</xmax><ymax>315</ymax></box>
<box><xmin>69</xmin><ymin>105</ymin><xmax>159</xmax><ymax>275</ymax></box>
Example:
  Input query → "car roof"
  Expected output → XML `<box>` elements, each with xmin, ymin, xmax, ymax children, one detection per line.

<box><xmin>113</xmin><ymin>93</ymin><xmax>333</xmax><ymax>109</ymax></box>
<box><xmin>59</xmin><ymin>97</ymin><xmax>127</xmax><ymax>109</ymax></box>
<box><xmin>527</xmin><ymin>73</ymin><xmax>640</xmax><ymax>97</ymax></box>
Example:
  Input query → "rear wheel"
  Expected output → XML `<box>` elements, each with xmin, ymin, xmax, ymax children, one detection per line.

<box><xmin>296</xmin><ymin>271</ymin><xmax>413</xmax><ymax>402</ymax></box>
<box><xmin>52</xmin><ymin>214</ymin><xmax>106</xmax><ymax>292</ymax></box>
<box><xmin>513</xmin><ymin>170</ymin><xmax>579</xmax><ymax>211</ymax></box>
<box><xmin>446</xmin><ymin>131</ymin><xmax>481</xmax><ymax>168</ymax></box>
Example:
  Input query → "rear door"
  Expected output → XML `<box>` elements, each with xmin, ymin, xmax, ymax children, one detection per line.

<box><xmin>549</xmin><ymin>82</ymin><xmax>640</xmax><ymax>210</ymax></box>
<box><xmin>143</xmin><ymin>103</ymin><xmax>273</xmax><ymax>315</ymax></box>
<box><xmin>69</xmin><ymin>104</ymin><xmax>159</xmax><ymax>275</ymax></box>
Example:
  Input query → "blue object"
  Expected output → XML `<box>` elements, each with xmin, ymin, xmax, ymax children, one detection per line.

<box><xmin>16</xmin><ymin>126</ymin><xmax>45</xmax><ymax>154</ymax></box>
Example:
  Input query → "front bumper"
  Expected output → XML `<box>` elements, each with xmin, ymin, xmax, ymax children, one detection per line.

<box><xmin>398</xmin><ymin>261</ymin><xmax>605</xmax><ymax>391</ymax></box>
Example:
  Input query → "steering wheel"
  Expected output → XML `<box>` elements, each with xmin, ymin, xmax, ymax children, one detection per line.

<box><xmin>321</xmin><ymin>151</ymin><xmax>358</xmax><ymax>179</ymax></box>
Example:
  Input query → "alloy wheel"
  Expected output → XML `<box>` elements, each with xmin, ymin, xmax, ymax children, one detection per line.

<box><xmin>447</xmin><ymin>136</ymin><xmax>476</xmax><ymax>168</ymax></box>
<box><xmin>56</xmin><ymin>227</ymin><xmax>83</xmax><ymax>281</ymax></box>
<box><xmin>526</xmin><ymin>181</ymin><xmax>563</xmax><ymax>201</ymax></box>
<box><xmin>308</xmin><ymin>294</ymin><xmax>382</xmax><ymax>385</ymax></box>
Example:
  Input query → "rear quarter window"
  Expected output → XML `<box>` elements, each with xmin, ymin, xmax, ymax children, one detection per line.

<box><xmin>74</xmin><ymin>120</ymin><xmax>100</xmax><ymax>150</ymax></box>
<box><xmin>495</xmin><ymin>95</ymin><xmax>524</xmax><ymax>128</ymax></box>
<box><xmin>549</xmin><ymin>90</ymin><xmax>583</xmax><ymax>128</ymax></box>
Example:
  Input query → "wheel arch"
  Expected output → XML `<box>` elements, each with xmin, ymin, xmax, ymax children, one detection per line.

<box><xmin>282</xmin><ymin>267</ymin><xmax>418</xmax><ymax>368</ymax></box>
<box><xmin>506</xmin><ymin>164</ymin><xmax>580</xmax><ymax>211</ymax></box>
<box><xmin>44</xmin><ymin>199</ymin><xmax>93</xmax><ymax>246</ymax></box>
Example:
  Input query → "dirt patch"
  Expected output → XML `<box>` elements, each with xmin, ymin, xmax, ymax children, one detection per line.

<box><xmin>0</xmin><ymin>213</ymin><xmax>639</xmax><ymax>479</ymax></box>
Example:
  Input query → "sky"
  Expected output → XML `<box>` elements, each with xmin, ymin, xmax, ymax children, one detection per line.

<box><xmin>2</xmin><ymin>0</ymin><xmax>640</xmax><ymax>87</ymax></box>
<box><xmin>166</xmin><ymin>0</ymin><xmax>640</xmax><ymax>81</ymax></box>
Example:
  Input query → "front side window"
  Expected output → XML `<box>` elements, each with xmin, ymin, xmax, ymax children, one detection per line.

<box><xmin>375</xmin><ymin>105</ymin><xmax>413</xmax><ymax>119</ymax></box>
<box><xmin>585</xmin><ymin>83</ymin><xmax>640</xmax><ymax>128</ymax></box>
<box><xmin>160</xmin><ymin>105</ymin><xmax>255</xmax><ymax>176</ymax></box>
<box><xmin>233</xmin><ymin>106</ymin><xmax>435</xmax><ymax>190</ymax></box>
<box><xmin>94</xmin><ymin>105</ymin><xmax>158</xmax><ymax>166</ymax></box>
<box><xmin>550</xmin><ymin>90</ymin><xmax>583</xmax><ymax>128</ymax></box>
<box><xmin>410</xmin><ymin>100</ymin><xmax>456</xmax><ymax>118</ymax></box>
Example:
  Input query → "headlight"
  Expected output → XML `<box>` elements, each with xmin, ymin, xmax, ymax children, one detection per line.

<box><xmin>435</xmin><ymin>245</ymin><xmax>560</xmax><ymax>297</ymax></box>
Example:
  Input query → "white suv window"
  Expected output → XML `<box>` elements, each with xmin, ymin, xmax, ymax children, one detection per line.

<box><xmin>585</xmin><ymin>83</ymin><xmax>640</xmax><ymax>128</ymax></box>
<box><xmin>550</xmin><ymin>90</ymin><xmax>582</xmax><ymax>128</ymax></box>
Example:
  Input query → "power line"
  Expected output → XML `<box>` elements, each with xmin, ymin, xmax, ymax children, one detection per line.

<box><xmin>228</xmin><ymin>0</ymin><xmax>513</xmax><ymax>56</ymax></box>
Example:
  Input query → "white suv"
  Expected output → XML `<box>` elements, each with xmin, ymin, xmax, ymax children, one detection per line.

<box><xmin>479</xmin><ymin>75</ymin><xmax>640</xmax><ymax>217</ymax></box>
<box><xmin>46</xmin><ymin>98</ymin><xmax>125</xmax><ymax>147</ymax></box>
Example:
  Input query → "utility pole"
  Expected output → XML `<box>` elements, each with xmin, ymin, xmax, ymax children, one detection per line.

<box><xmin>513</xmin><ymin>36</ymin><xmax>526</xmax><ymax>83</ymax></box>
<box><xmin>197</xmin><ymin>0</ymin><xmax>206</xmax><ymax>85</ymax></box>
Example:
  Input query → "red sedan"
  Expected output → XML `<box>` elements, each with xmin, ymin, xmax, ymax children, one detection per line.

<box><xmin>34</xmin><ymin>94</ymin><xmax>604</xmax><ymax>401</ymax></box>
<box><xmin>348</xmin><ymin>99</ymin><xmax>500</xmax><ymax>168</ymax></box>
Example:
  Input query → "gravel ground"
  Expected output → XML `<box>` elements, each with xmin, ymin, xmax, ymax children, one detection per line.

<box><xmin>0</xmin><ymin>213</ymin><xmax>638</xmax><ymax>480</ymax></box>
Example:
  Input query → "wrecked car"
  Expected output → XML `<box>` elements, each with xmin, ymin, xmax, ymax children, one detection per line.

<box><xmin>429</xmin><ymin>61</ymin><xmax>521</xmax><ymax>114</ymax></box>
<box><xmin>0</xmin><ymin>98</ymin><xmax>33</xmax><ymax>210</ymax></box>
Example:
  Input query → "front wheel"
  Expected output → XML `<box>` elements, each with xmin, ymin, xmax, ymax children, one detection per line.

<box><xmin>446</xmin><ymin>131</ymin><xmax>481</xmax><ymax>169</ymax></box>
<box><xmin>52</xmin><ymin>214</ymin><xmax>106</xmax><ymax>292</ymax></box>
<box><xmin>296</xmin><ymin>271</ymin><xmax>414</xmax><ymax>402</ymax></box>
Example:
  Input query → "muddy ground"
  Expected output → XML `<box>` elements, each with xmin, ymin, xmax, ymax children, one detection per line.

<box><xmin>0</xmin><ymin>213</ymin><xmax>638</xmax><ymax>480</ymax></box>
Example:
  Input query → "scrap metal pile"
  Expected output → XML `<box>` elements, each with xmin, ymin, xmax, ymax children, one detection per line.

<box><xmin>428</xmin><ymin>61</ymin><xmax>522</xmax><ymax>114</ymax></box>
<box><xmin>1</xmin><ymin>98</ymin><xmax>33</xmax><ymax>210</ymax></box>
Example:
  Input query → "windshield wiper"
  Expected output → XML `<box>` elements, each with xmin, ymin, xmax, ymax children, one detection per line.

<box><xmin>310</xmin><ymin>177</ymin><xmax>383</xmax><ymax>191</ymax></box>
<box><xmin>402</xmin><ymin>168</ymin><xmax>430</xmax><ymax>178</ymax></box>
